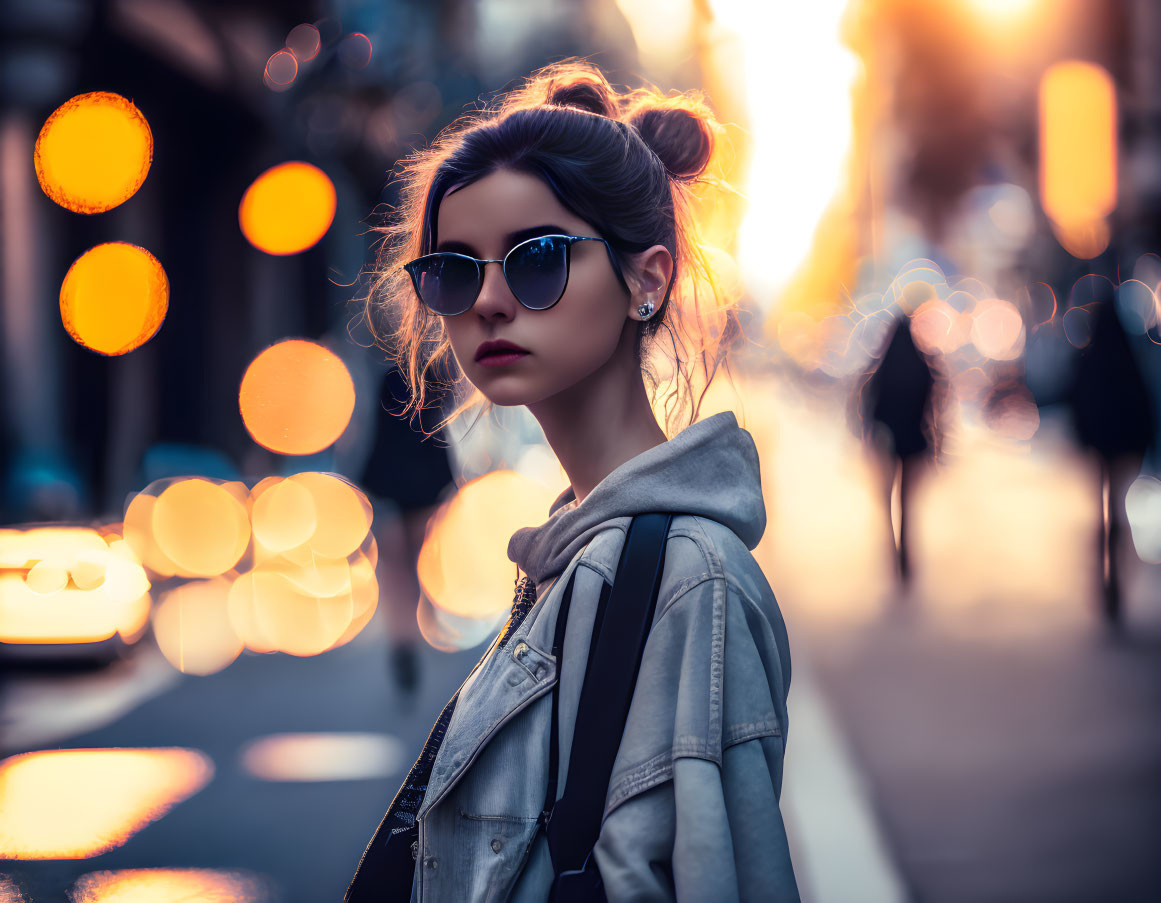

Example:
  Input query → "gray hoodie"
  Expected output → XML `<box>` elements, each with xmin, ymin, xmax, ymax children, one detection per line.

<box><xmin>411</xmin><ymin>410</ymin><xmax>800</xmax><ymax>901</ymax></box>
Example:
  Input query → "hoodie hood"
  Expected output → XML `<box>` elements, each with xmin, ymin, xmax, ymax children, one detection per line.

<box><xmin>507</xmin><ymin>410</ymin><xmax>766</xmax><ymax>592</ymax></box>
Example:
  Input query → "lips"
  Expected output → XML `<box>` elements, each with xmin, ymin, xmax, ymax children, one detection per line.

<box><xmin>475</xmin><ymin>340</ymin><xmax>530</xmax><ymax>361</ymax></box>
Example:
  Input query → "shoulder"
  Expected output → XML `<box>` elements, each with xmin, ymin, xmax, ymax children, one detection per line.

<box><xmin>573</xmin><ymin>514</ymin><xmax>788</xmax><ymax>692</ymax></box>
<box><xmin>600</xmin><ymin>516</ymin><xmax>791</xmax><ymax>816</ymax></box>
<box><xmin>576</xmin><ymin>513</ymin><xmax>766</xmax><ymax>611</ymax></box>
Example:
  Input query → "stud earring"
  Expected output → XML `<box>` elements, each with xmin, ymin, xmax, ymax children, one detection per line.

<box><xmin>637</xmin><ymin>300</ymin><xmax>655</xmax><ymax>320</ymax></box>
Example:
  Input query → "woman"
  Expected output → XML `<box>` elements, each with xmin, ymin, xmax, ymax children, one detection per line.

<box><xmin>350</xmin><ymin>59</ymin><xmax>799</xmax><ymax>901</ymax></box>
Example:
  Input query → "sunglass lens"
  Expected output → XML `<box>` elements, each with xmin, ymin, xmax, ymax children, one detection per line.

<box><xmin>506</xmin><ymin>236</ymin><xmax>569</xmax><ymax>310</ymax></box>
<box><xmin>409</xmin><ymin>255</ymin><xmax>479</xmax><ymax>315</ymax></box>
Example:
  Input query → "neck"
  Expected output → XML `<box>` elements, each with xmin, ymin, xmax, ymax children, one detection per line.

<box><xmin>526</xmin><ymin>323</ymin><xmax>667</xmax><ymax>507</ymax></box>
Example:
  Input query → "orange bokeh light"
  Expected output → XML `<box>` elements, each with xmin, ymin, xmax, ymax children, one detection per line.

<box><xmin>59</xmin><ymin>242</ymin><xmax>168</xmax><ymax>355</ymax></box>
<box><xmin>34</xmin><ymin>91</ymin><xmax>152</xmax><ymax>214</ymax></box>
<box><xmin>238</xmin><ymin>340</ymin><xmax>355</xmax><ymax>455</ymax></box>
<box><xmin>238</xmin><ymin>161</ymin><xmax>336</xmax><ymax>255</ymax></box>
<box><xmin>152</xmin><ymin>479</ymin><xmax>250</xmax><ymax>578</ymax></box>
<box><xmin>0</xmin><ymin>748</ymin><xmax>212</xmax><ymax>859</ymax></box>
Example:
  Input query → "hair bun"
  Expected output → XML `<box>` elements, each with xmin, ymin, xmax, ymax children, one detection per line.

<box><xmin>503</xmin><ymin>60</ymin><xmax>720</xmax><ymax>182</ymax></box>
<box><xmin>626</xmin><ymin>101</ymin><xmax>716</xmax><ymax>182</ymax></box>
<box><xmin>544</xmin><ymin>74</ymin><xmax>620</xmax><ymax>118</ymax></box>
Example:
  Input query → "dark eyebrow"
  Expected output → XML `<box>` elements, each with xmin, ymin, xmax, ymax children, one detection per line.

<box><xmin>435</xmin><ymin>224</ymin><xmax>570</xmax><ymax>256</ymax></box>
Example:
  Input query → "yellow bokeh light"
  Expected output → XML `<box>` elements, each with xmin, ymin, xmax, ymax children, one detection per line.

<box><xmin>238</xmin><ymin>161</ymin><xmax>336</xmax><ymax>255</ymax></box>
<box><xmin>152</xmin><ymin>479</ymin><xmax>250</xmax><ymax>578</ymax></box>
<box><xmin>224</xmin><ymin>544</ymin><xmax>377</xmax><ymax>658</ymax></box>
<box><xmin>0</xmin><ymin>748</ymin><xmax>212</xmax><ymax>859</ymax></box>
<box><xmin>332</xmin><ymin>552</ymin><xmax>379</xmax><ymax>649</ymax></box>
<box><xmin>233</xmin><ymin>566</ymin><xmax>354</xmax><ymax>657</ymax></box>
<box><xmin>251</xmin><ymin>477</ymin><xmax>316</xmax><ymax>552</ymax></box>
<box><xmin>124</xmin><ymin>492</ymin><xmax>183</xmax><ymax>578</ymax></box>
<box><xmin>69</xmin><ymin>868</ymin><xmax>270</xmax><ymax>903</ymax></box>
<box><xmin>0</xmin><ymin>528</ymin><xmax>150</xmax><ymax>644</ymax></box>
<box><xmin>153</xmin><ymin>578</ymin><xmax>243</xmax><ymax>676</ymax></box>
<box><xmin>34</xmin><ymin>91</ymin><xmax>152</xmax><ymax>214</ymax></box>
<box><xmin>0</xmin><ymin>526</ymin><xmax>107</xmax><ymax>567</ymax></box>
<box><xmin>238</xmin><ymin>340</ymin><xmax>356</xmax><ymax>455</ymax></box>
<box><xmin>419</xmin><ymin>471</ymin><xmax>559</xmax><ymax>621</ymax></box>
<box><xmin>286</xmin><ymin>472</ymin><xmax>371</xmax><ymax>559</ymax></box>
<box><xmin>1040</xmin><ymin>61</ymin><xmax>1117</xmax><ymax>259</ymax></box>
<box><xmin>24</xmin><ymin>561</ymin><xmax>68</xmax><ymax>595</ymax></box>
<box><xmin>225</xmin><ymin>571</ymin><xmax>277</xmax><ymax>654</ymax></box>
<box><xmin>59</xmin><ymin>242</ymin><xmax>168</xmax><ymax>355</ymax></box>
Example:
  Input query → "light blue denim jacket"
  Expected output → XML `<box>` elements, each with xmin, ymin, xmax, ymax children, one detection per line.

<box><xmin>409</xmin><ymin>411</ymin><xmax>799</xmax><ymax>901</ymax></box>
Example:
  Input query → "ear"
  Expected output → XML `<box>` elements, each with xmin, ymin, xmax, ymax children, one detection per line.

<box><xmin>625</xmin><ymin>245</ymin><xmax>674</xmax><ymax>321</ymax></box>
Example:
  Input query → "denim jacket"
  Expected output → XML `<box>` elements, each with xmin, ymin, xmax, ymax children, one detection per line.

<box><xmin>408</xmin><ymin>411</ymin><xmax>799</xmax><ymax>901</ymax></box>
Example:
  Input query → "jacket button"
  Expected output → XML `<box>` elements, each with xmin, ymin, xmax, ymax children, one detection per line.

<box><xmin>424</xmin><ymin>857</ymin><xmax>438</xmax><ymax>870</ymax></box>
<box><xmin>512</xmin><ymin>641</ymin><xmax>528</xmax><ymax>660</ymax></box>
<box><xmin>491</xmin><ymin>838</ymin><xmax>503</xmax><ymax>853</ymax></box>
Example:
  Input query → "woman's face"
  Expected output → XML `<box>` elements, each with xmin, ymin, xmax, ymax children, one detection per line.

<box><xmin>433</xmin><ymin>168</ymin><xmax>646</xmax><ymax>408</ymax></box>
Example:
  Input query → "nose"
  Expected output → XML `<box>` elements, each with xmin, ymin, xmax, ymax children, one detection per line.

<box><xmin>473</xmin><ymin>259</ymin><xmax>517</xmax><ymax>317</ymax></box>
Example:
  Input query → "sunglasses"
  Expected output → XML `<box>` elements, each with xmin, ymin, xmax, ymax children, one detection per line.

<box><xmin>401</xmin><ymin>233</ymin><xmax>630</xmax><ymax>317</ymax></box>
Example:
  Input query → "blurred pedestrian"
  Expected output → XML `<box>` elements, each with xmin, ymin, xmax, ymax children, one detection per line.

<box><xmin>359</xmin><ymin>358</ymin><xmax>456</xmax><ymax>695</ymax></box>
<box><xmin>1062</xmin><ymin>296</ymin><xmax>1156</xmax><ymax>626</ymax></box>
<box><xmin>858</xmin><ymin>314</ymin><xmax>940</xmax><ymax>589</ymax></box>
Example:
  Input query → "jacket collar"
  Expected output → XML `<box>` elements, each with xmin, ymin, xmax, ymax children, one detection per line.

<box><xmin>506</xmin><ymin>411</ymin><xmax>766</xmax><ymax>588</ymax></box>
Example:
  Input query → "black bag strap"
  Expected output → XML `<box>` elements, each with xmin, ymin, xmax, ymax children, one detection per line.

<box><xmin>546</xmin><ymin>512</ymin><xmax>674</xmax><ymax>877</ymax></box>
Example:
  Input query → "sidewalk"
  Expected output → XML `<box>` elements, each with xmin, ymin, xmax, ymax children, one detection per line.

<box><xmin>742</xmin><ymin>369</ymin><xmax>1161</xmax><ymax>903</ymax></box>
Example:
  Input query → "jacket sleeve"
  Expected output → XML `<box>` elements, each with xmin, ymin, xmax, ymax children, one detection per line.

<box><xmin>591</xmin><ymin>578</ymin><xmax>800</xmax><ymax>901</ymax></box>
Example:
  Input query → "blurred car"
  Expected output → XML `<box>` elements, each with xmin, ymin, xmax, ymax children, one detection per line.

<box><xmin>0</xmin><ymin>524</ymin><xmax>151</xmax><ymax>666</ymax></box>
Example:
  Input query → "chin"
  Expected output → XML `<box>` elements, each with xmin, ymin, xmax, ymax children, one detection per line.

<box><xmin>475</xmin><ymin>377</ymin><xmax>563</xmax><ymax>409</ymax></box>
<box><xmin>473</xmin><ymin>381</ymin><xmax>534</xmax><ymax>407</ymax></box>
